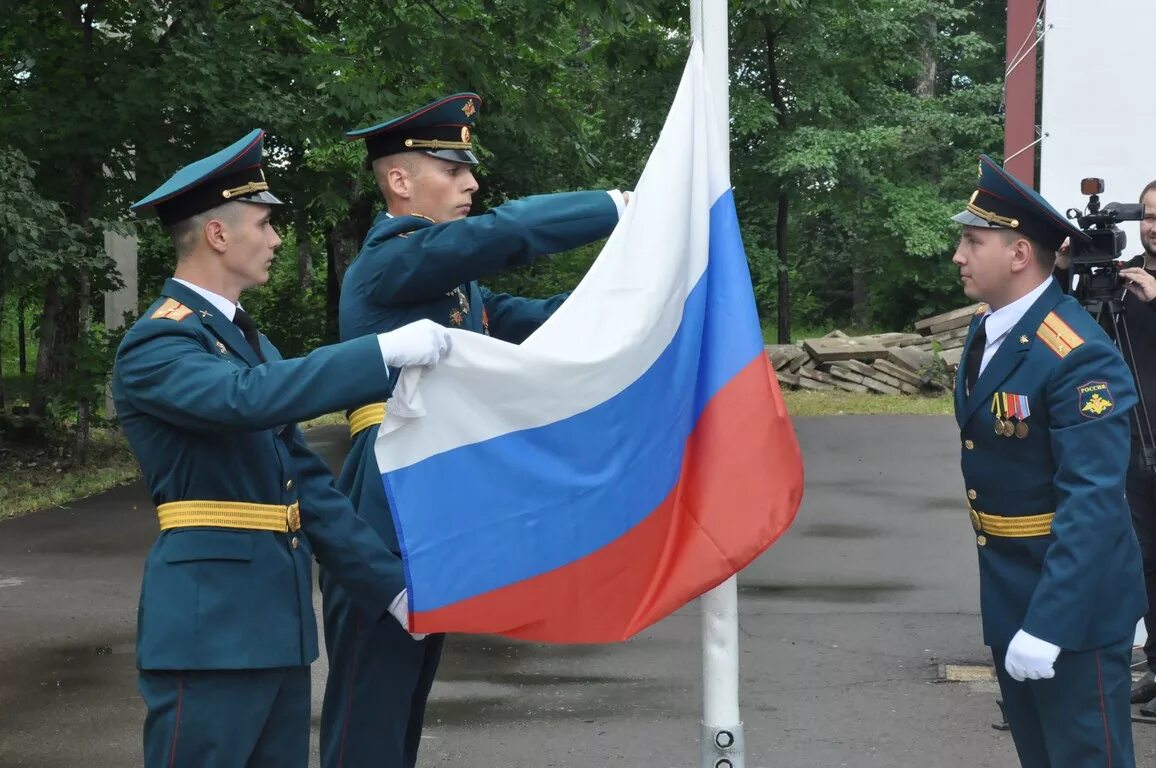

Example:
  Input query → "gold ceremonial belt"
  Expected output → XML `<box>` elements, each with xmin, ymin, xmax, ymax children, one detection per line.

<box><xmin>969</xmin><ymin>507</ymin><xmax>1054</xmax><ymax>538</ymax></box>
<box><xmin>158</xmin><ymin>500</ymin><xmax>301</xmax><ymax>533</ymax></box>
<box><xmin>348</xmin><ymin>402</ymin><xmax>386</xmax><ymax>438</ymax></box>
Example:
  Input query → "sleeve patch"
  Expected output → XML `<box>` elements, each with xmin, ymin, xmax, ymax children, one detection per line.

<box><xmin>1077</xmin><ymin>380</ymin><xmax>1115</xmax><ymax>418</ymax></box>
<box><xmin>1037</xmin><ymin>312</ymin><xmax>1084</xmax><ymax>358</ymax></box>
<box><xmin>150</xmin><ymin>298</ymin><xmax>193</xmax><ymax>322</ymax></box>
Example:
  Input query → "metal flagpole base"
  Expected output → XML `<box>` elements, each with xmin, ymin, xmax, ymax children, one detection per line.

<box><xmin>701</xmin><ymin>721</ymin><xmax>745</xmax><ymax>768</ymax></box>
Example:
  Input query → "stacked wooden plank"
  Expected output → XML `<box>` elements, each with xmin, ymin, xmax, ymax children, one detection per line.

<box><xmin>770</xmin><ymin>330</ymin><xmax>934</xmax><ymax>394</ymax></box>
<box><xmin>769</xmin><ymin>303</ymin><xmax>981</xmax><ymax>395</ymax></box>
<box><xmin>909</xmin><ymin>303</ymin><xmax>982</xmax><ymax>369</ymax></box>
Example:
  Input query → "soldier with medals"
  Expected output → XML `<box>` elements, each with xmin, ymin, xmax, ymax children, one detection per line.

<box><xmin>951</xmin><ymin>154</ymin><xmax>1145</xmax><ymax>767</ymax></box>
<box><xmin>318</xmin><ymin>93</ymin><xmax>629</xmax><ymax>768</ymax></box>
<box><xmin>112</xmin><ymin>130</ymin><xmax>452</xmax><ymax>768</ymax></box>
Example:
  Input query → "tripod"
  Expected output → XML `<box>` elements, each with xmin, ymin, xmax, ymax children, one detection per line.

<box><xmin>1084</xmin><ymin>292</ymin><xmax>1156</xmax><ymax>471</ymax></box>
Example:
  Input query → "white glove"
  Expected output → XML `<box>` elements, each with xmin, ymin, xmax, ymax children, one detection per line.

<box><xmin>1004</xmin><ymin>629</ymin><xmax>1061</xmax><ymax>681</ymax></box>
<box><xmin>377</xmin><ymin>319</ymin><xmax>451</xmax><ymax>368</ymax></box>
<box><xmin>388</xmin><ymin>589</ymin><xmax>427</xmax><ymax>641</ymax></box>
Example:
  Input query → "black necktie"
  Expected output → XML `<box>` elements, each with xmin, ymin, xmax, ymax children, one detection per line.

<box><xmin>232</xmin><ymin>307</ymin><xmax>266</xmax><ymax>362</ymax></box>
<box><xmin>965</xmin><ymin>315</ymin><xmax>988</xmax><ymax>396</ymax></box>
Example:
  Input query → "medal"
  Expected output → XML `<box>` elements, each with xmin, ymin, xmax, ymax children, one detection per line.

<box><xmin>991</xmin><ymin>394</ymin><xmax>1013</xmax><ymax>437</ymax></box>
<box><xmin>1010</xmin><ymin>393</ymin><xmax>1031</xmax><ymax>439</ymax></box>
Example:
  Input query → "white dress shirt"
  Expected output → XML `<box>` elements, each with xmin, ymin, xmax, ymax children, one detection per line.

<box><xmin>173</xmin><ymin>278</ymin><xmax>239</xmax><ymax>321</ymax></box>
<box><xmin>976</xmin><ymin>277</ymin><xmax>1053</xmax><ymax>376</ymax></box>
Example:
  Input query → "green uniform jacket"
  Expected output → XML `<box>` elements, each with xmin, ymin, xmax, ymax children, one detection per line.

<box><xmin>113</xmin><ymin>278</ymin><xmax>405</xmax><ymax>670</ymax></box>
<box><xmin>956</xmin><ymin>280</ymin><xmax>1146</xmax><ymax>650</ymax></box>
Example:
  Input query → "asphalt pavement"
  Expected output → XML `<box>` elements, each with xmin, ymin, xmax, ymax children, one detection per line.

<box><xmin>1</xmin><ymin>416</ymin><xmax>1153</xmax><ymax>767</ymax></box>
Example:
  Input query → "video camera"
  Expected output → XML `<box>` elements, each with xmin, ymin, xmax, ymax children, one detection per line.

<box><xmin>1065</xmin><ymin>178</ymin><xmax>1145</xmax><ymax>304</ymax></box>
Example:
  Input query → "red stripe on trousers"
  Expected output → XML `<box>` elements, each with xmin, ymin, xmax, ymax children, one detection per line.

<box><xmin>1096</xmin><ymin>649</ymin><xmax>1112</xmax><ymax>768</ymax></box>
<box><xmin>168</xmin><ymin>673</ymin><xmax>184</xmax><ymax>768</ymax></box>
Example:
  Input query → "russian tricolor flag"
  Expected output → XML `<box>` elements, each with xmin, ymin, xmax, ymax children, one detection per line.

<box><xmin>376</xmin><ymin>43</ymin><xmax>804</xmax><ymax>643</ymax></box>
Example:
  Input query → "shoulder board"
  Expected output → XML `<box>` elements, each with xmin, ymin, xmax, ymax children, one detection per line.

<box><xmin>974</xmin><ymin>303</ymin><xmax>988</xmax><ymax>316</ymax></box>
<box><xmin>1036</xmin><ymin>311</ymin><xmax>1085</xmax><ymax>358</ymax></box>
<box><xmin>395</xmin><ymin>213</ymin><xmax>435</xmax><ymax>239</ymax></box>
<box><xmin>150</xmin><ymin>298</ymin><xmax>193</xmax><ymax>322</ymax></box>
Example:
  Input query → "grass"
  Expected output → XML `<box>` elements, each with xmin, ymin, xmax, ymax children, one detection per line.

<box><xmin>299</xmin><ymin>411</ymin><xmax>347</xmax><ymax>430</ymax></box>
<box><xmin>0</xmin><ymin>428</ymin><xmax>141</xmax><ymax>521</ymax></box>
<box><xmin>783</xmin><ymin>389</ymin><xmax>953</xmax><ymax>417</ymax></box>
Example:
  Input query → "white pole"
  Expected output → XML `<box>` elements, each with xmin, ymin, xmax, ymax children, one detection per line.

<box><xmin>691</xmin><ymin>2</ymin><xmax>744</xmax><ymax>767</ymax></box>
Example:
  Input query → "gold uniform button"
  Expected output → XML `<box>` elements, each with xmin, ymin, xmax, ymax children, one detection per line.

<box><xmin>290</xmin><ymin>536</ymin><xmax>299</xmax><ymax>550</ymax></box>
<box><xmin>976</xmin><ymin>535</ymin><xmax>987</xmax><ymax>547</ymax></box>
<box><xmin>285</xmin><ymin>479</ymin><xmax>294</xmax><ymax>491</ymax></box>
<box><xmin>967</xmin><ymin>489</ymin><xmax>977</xmax><ymax>501</ymax></box>
<box><xmin>964</xmin><ymin>440</ymin><xmax>975</xmax><ymax>450</ymax></box>
<box><xmin>286</xmin><ymin>502</ymin><xmax>301</xmax><ymax>533</ymax></box>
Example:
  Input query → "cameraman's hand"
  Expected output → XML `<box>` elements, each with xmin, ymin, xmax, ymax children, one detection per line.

<box><xmin>1055</xmin><ymin>238</ymin><xmax>1071</xmax><ymax>270</ymax></box>
<box><xmin>1120</xmin><ymin>267</ymin><xmax>1156</xmax><ymax>302</ymax></box>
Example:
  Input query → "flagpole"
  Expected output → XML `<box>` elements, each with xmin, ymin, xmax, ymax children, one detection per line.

<box><xmin>690</xmin><ymin>3</ymin><xmax>744</xmax><ymax>767</ymax></box>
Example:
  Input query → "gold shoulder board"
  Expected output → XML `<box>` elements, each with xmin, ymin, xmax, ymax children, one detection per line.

<box><xmin>1036</xmin><ymin>311</ymin><xmax>1084</xmax><ymax>358</ymax></box>
<box><xmin>150</xmin><ymin>298</ymin><xmax>193</xmax><ymax>322</ymax></box>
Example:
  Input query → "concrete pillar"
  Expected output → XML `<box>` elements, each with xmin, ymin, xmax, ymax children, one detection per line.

<box><xmin>103</xmin><ymin>229</ymin><xmax>138</xmax><ymax>418</ymax></box>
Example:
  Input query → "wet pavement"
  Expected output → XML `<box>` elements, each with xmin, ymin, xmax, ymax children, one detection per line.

<box><xmin>1</xmin><ymin>416</ymin><xmax>1154</xmax><ymax>767</ymax></box>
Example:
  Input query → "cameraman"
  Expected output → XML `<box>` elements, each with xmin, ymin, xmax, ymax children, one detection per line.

<box><xmin>1057</xmin><ymin>180</ymin><xmax>1156</xmax><ymax>711</ymax></box>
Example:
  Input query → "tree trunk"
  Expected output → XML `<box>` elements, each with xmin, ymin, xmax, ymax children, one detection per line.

<box><xmin>18</xmin><ymin>295</ymin><xmax>27</xmax><ymax>375</ymax></box>
<box><xmin>324</xmin><ymin>225</ymin><xmax>341</xmax><ymax>343</ymax></box>
<box><xmin>31</xmin><ymin>281</ymin><xmax>62</xmax><ymax>419</ymax></box>
<box><xmin>851</xmin><ymin>259</ymin><xmax>869</xmax><ymax>330</ymax></box>
<box><xmin>324</xmin><ymin>196</ymin><xmax>374</xmax><ymax>342</ymax></box>
<box><xmin>0</xmin><ymin>291</ymin><xmax>6</xmax><ymax>414</ymax></box>
<box><xmin>296</xmin><ymin>206</ymin><xmax>313</xmax><ymax>290</ymax></box>
<box><xmin>73</xmin><ymin>272</ymin><xmax>91</xmax><ymax>464</ymax></box>
<box><xmin>766</xmin><ymin>23</ymin><xmax>793</xmax><ymax>345</ymax></box>
<box><xmin>915</xmin><ymin>17</ymin><xmax>937</xmax><ymax>99</ymax></box>
<box><xmin>352</xmin><ymin>196</ymin><xmax>373</xmax><ymax>246</ymax></box>
<box><xmin>71</xmin><ymin>1</ymin><xmax>96</xmax><ymax>464</ymax></box>
<box><xmin>775</xmin><ymin>194</ymin><xmax>790</xmax><ymax>344</ymax></box>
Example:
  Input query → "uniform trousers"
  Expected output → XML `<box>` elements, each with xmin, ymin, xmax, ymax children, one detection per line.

<box><xmin>139</xmin><ymin>666</ymin><xmax>310</xmax><ymax>768</ymax></box>
<box><xmin>992</xmin><ymin>637</ymin><xmax>1134</xmax><ymax>768</ymax></box>
<box><xmin>320</xmin><ymin>573</ymin><xmax>445</xmax><ymax>768</ymax></box>
<box><xmin>1126</xmin><ymin>438</ymin><xmax>1156</xmax><ymax>669</ymax></box>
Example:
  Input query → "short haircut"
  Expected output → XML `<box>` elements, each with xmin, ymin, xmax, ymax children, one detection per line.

<box><xmin>1141</xmin><ymin>180</ymin><xmax>1156</xmax><ymax>204</ymax></box>
<box><xmin>165</xmin><ymin>202</ymin><xmax>242</xmax><ymax>259</ymax></box>
<box><xmin>373</xmin><ymin>151</ymin><xmax>424</xmax><ymax>181</ymax></box>
<box><xmin>999</xmin><ymin>228</ymin><xmax>1055</xmax><ymax>270</ymax></box>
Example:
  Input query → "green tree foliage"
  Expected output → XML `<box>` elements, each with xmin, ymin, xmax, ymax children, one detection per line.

<box><xmin>0</xmin><ymin>0</ymin><xmax>1009</xmax><ymax>459</ymax></box>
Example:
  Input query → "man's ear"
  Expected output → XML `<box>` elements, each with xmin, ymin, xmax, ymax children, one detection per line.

<box><xmin>386</xmin><ymin>166</ymin><xmax>410</xmax><ymax>200</ymax></box>
<box><xmin>1008</xmin><ymin>236</ymin><xmax>1034</xmax><ymax>274</ymax></box>
<box><xmin>204</xmin><ymin>218</ymin><xmax>229</xmax><ymax>254</ymax></box>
